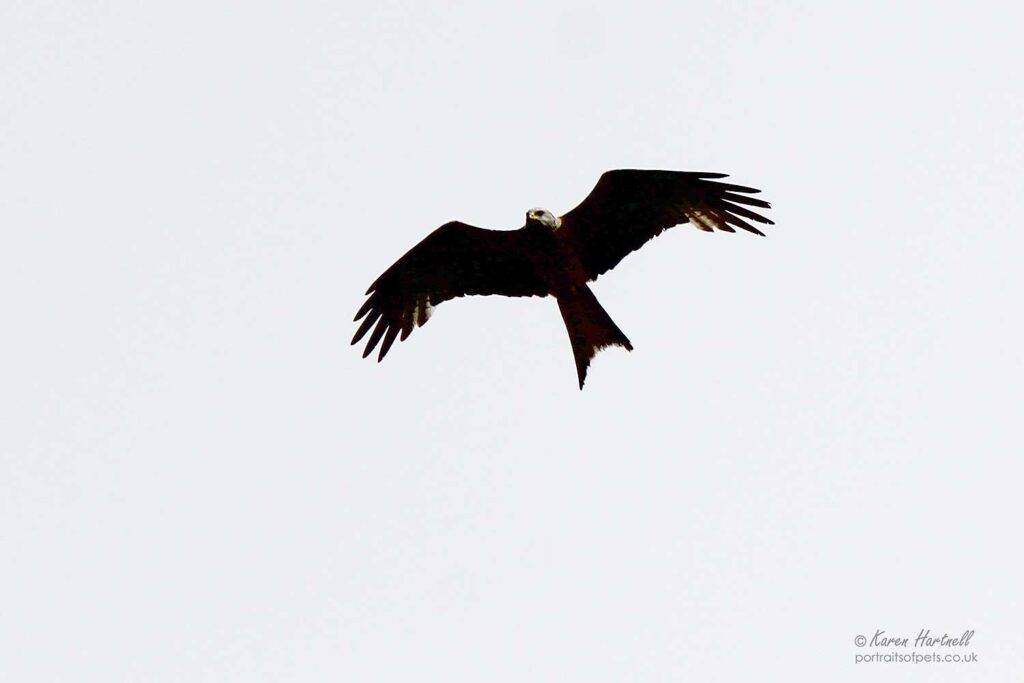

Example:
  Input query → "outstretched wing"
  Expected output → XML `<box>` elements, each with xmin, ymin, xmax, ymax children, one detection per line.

<box><xmin>558</xmin><ymin>170</ymin><xmax>774</xmax><ymax>279</ymax></box>
<box><xmin>352</xmin><ymin>221</ymin><xmax>547</xmax><ymax>361</ymax></box>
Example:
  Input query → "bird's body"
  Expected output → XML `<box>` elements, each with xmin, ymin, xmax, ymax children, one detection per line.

<box><xmin>519</xmin><ymin>214</ymin><xmax>585</xmax><ymax>295</ymax></box>
<box><xmin>353</xmin><ymin>170</ymin><xmax>773</xmax><ymax>388</ymax></box>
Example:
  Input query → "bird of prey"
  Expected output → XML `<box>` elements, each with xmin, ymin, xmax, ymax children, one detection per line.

<box><xmin>352</xmin><ymin>170</ymin><xmax>773</xmax><ymax>388</ymax></box>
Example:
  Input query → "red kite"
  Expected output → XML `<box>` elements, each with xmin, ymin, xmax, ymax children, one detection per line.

<box><xmin>353</xmin><ymin>170</ymin><xmax>773</xmax><ymax>388</ymax></box>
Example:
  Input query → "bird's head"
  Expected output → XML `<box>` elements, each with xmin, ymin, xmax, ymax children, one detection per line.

<box><xmin>526</xmin><ymin>208</ymin><xmax>561</xmax><ymax>230</ymax></box>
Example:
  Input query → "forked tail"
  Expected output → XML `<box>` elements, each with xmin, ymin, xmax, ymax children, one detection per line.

<box><xmin>556</xmin><ymin>284</ymin><xmax>632</xmax><ymax>389</ymax></box>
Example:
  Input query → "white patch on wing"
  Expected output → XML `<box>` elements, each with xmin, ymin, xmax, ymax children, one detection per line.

<box><xmin>685</xmin><ymin>208</ymin><xmax>718</xmax><ymax>232</ymax></box>
<box><xmin>414</xmin><ymin>295</ymin><xmax>434</xmax><ymax>326</ymax></box>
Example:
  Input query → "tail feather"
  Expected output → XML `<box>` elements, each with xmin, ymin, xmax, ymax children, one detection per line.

<box><xmin>556</xmin><ymin>285</ymin><xmax>632</xmax><ymax>389</ymax></box>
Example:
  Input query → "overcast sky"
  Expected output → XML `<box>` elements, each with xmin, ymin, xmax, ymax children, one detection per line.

<box><xmin>2</xmin><ymin>1</ymin><xmax>1022</xmax><ymax>680</ymax></box>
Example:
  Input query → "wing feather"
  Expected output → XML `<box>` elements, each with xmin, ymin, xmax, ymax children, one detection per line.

<box><xmin>720</xmin><ymin>192</ymin><xmax>772</xmax><ymax>209</ymax></box>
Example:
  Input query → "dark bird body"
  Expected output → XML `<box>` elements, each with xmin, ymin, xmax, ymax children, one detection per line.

<box><xmin>352</xmin><ymin>170</ymin><xmax>773</xmax><ymax>388</ymax></box>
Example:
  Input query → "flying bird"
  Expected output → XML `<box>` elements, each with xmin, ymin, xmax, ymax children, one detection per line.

<box><xmin>352</xmin><ymin>170</ymin><xmax>773</xmax><ymax>388</ymax></box>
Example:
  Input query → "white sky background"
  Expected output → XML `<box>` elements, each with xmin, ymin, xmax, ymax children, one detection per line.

<box><xmin>2</xmin><ymin>1</ymin><xmax>1022</xmax><ymax>680</ymax></box>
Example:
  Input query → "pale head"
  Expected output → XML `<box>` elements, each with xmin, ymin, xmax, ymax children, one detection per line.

<box><xmin>526</xmin><ymin>208</ymin><xmax>561</xmax><ymax>230</ymax></box>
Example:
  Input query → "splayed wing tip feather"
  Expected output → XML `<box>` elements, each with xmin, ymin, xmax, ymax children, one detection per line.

<box><xmin>377</xmin><ymin>326</ymin><xmax>400</xmax><ymax>361</ymax></box>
